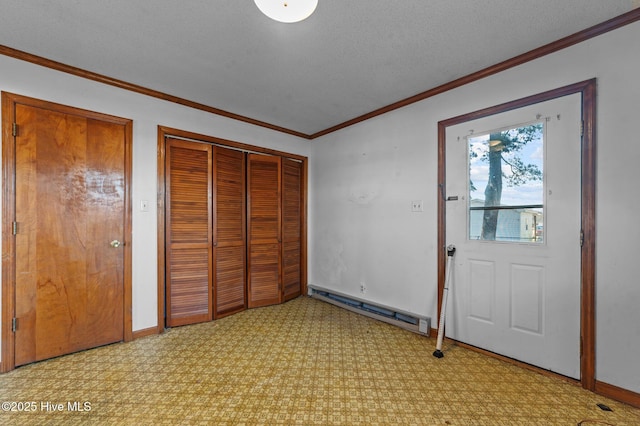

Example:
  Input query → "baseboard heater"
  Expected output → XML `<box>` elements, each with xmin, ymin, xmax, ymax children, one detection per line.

<box><xmin>309</xmin><ymin>285</ymin><xmax>431</xmax><ymax>336</ymax></box>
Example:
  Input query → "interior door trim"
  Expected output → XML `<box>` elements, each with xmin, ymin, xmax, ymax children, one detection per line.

<box><xmin>436</xmin><ymin>79</ymin><xmax>596</xmax><ymax>390</ymax></box>
<box><xmin>1</xmin><ymin>92</ymin><xmax>133</xmax><ymax>372</ymax></box>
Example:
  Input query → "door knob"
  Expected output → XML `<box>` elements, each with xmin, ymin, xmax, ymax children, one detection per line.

<box><xmin>110</xmin><ymin>240</ymin><xmax>122</xmax><ymax>248</ymax></box>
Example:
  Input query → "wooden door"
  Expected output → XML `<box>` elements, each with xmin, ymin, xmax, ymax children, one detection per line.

<box><xmin>247</xmin><ymin>154</ymin><xmax>282</xmax><ymax>308</ymax></box>
<box><xmin>12</xmin><ymin>102</ymin><xmax>127</xmax><ymax>367</ymax></box>
<box><xmin>213</xmin><ymin>146</ymin><xmax>246</xmax><ymax>318</ymax></box>
<box><xmin>282</xmin><ymin>159</ymin><xmax>302</xmax><ymax>301</ymax></box>
<box><xmin>165</xmin><ymin>138</ymin><xmax>213</xmax><ymax>326</ymax></box>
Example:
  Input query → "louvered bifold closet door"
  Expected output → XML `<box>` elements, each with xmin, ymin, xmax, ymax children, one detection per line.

<box><xmin>213</xmin><ymin>146</ymin><xmax>247</xmax><ymax>318</ymax></box>
<box><xmin>282</xmin><ymin>159</ymin><xmax>303</xmax><ymax>301</ymax></box>
<box><xmin>165</xmin><ymin>139</ymin><xmax>213</xmax><ymax>327</ymax></box>
<box><xmin>247</xmin><ymin>154</ymin><xmax>282</xmax><ymax>308</ymax></box>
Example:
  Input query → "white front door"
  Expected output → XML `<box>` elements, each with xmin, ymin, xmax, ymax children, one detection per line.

<box><xmin>445</xmin><ymin>93</ymin><xmax>582</xmax><ymax>378</ymax></box>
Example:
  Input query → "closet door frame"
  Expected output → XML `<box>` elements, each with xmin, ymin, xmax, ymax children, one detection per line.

<box><xmin>156</xmin><ymin>126</ymin><xmax>307</xmax><ymax>332</ymax></box>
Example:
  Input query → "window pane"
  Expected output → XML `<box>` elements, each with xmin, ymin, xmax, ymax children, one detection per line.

<box><xmin>468</xmin><ymin>122</ymin><xmax>544</xmax><ymax>243</ymax></box>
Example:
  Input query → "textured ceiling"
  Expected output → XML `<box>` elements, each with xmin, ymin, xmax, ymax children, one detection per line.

<box><xmin>0</xmin><ymin>1</ymin><xmax>637</xmax><ymax>136</ymax></box>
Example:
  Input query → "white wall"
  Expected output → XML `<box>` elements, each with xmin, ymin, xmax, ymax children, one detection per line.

<box><xmin>310</xmin><ymin>21</ymin><xmax>640</xmax><ymax>393</ymax></box>
<box><xmin>0</xmin><ymin>54</ymin><xmax>311</xmax><ymax>352</ymax></box>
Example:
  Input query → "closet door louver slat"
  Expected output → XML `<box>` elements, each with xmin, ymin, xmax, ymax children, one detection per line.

<box><xmin>213</xmin><ymin>147</ymin><xmax>247</xmax><ymax>318</ymax></box>
<box><xmin>282</xmin><ymin>159</ymin><xmax>302</xmax><ymax>301</ymax></box>
<box><xmin>165</xmin><ymin>139</ymin><xmax>213</xmax><ymax>326</ymax></box>
<box><xmin>247</xmin><ymin>154</ymin><xmax>282</xmax><ymax>308</ymax></box>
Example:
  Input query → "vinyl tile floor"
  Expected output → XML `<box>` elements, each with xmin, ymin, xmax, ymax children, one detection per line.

<box><xmin>1</xmin><ymin>296</ymin><xmax>639</xmax><ymax>425</ymax></box>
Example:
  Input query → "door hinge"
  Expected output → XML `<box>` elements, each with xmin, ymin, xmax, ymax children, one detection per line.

<box><xmin>12</xmin><ymin>221</ymin><xmax>18</xmax><ymax>235</ymax></box>
<box><xmin>580</xmin><ymin>335</ymin><xmax>583</xmax><ymax>357</ymax></box>
<box><xmin>12</xmin><ymin>123</ymin><xmax>18</xmax><ymax>137</ymax></box>
<box><xmin>12</xmin><ymin>317</ymin><xmax>17</xmax><ymax>333</ymax></box>
<box><xmin>580</xmin><ymin>229</ymin><xmax>584</xmax><ymax>247</ymax></box>
<box><xmin>580</xmin><ymin>120</ymin><xmax>584</xmax><ymax>137</ymax></box>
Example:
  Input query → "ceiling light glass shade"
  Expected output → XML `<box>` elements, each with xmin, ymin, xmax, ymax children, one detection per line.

<box><xmin>254</xmin><ymin>0</ymin><xmax>318</xmax><ymax>23</ymax></box>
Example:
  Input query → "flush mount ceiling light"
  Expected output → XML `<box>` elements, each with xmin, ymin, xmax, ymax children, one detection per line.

<box><xmin>254</xmin><ymin>0</ymin><xmax>318</xmax><ymax>23</ymax></box>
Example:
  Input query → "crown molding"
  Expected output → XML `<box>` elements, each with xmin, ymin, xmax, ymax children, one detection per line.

<box><xmin>1</xmin><ymin>8</ymin><xmax>639</xmax><ymax>140</ymax></box>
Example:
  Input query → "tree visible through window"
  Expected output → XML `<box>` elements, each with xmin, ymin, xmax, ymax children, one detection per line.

<box><xmin>468</xmin><ymin>123</ymin><xmax>544</xmax><ymax>242</ymax></box>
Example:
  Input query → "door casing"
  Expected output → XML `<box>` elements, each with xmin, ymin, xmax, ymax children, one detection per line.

<box><xmin>437</xmin><ymin>79</ymin><xmax>596</xmax><ymax>390</ymax></box>
<box><xmin>1</xmin><ymin>92</ymin><xmax>133</xmax><ymax>372</ymax></box>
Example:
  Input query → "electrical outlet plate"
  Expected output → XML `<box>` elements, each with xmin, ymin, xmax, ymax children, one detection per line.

<box><xmin>411</xmin><ymin>200</ymin><xmax>423</xmax><ymax>212</ymax></box>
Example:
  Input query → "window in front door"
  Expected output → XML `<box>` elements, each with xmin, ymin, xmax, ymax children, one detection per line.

<box><xmin>468</xmin><ymin>121</ymin><xmax>545</xmax><ymax>243</ymax></box>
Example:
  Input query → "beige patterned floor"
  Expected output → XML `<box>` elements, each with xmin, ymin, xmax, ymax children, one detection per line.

<box><xmin>0</xmin><ymin>296</ymin><xmax>638</xmax><ymax>425</ymax></box>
